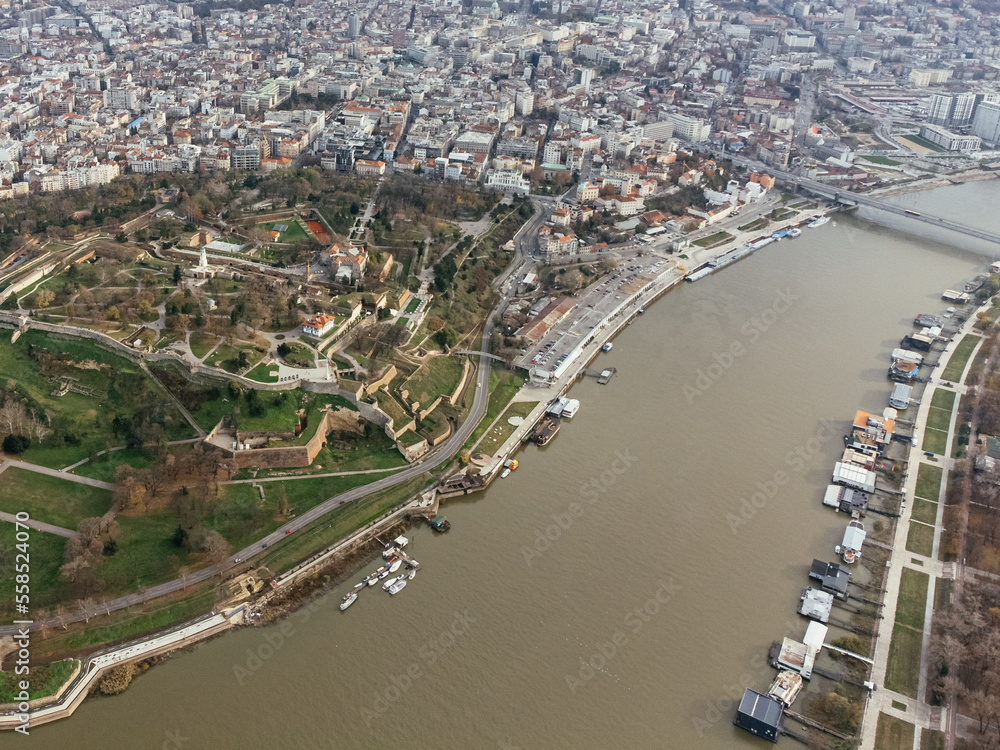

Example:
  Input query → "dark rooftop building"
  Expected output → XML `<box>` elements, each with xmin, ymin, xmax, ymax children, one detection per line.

<box><xmin>809</xmin><ymin>559</ymin><xmax>850</xmax><ymax>600</ymax></box>
<box><xmin>734</xmin><ymin>688</ymin><xmax>783</xmax><ymax>743</ymax></box>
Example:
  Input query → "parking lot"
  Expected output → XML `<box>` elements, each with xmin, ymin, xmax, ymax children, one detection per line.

<box><xmin>515</xmin><ymin>252</ymin><xmax>673</xmax><ymax>373</ymax></box>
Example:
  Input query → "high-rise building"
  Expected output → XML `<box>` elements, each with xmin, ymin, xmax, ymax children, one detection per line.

<box><xmin>927</xmin><ymin>93</ymin><xmax>953</xmax><ymax>126</ymax></box>
<box><xmin>972</xmin><ymin>101</ymin><xmax>1000</xmax><ymax>144</ymax></box>
<box><xmin>348</xmin><ymin>13</ymin><xmax>360</xmax><ymax>39</ymax></box>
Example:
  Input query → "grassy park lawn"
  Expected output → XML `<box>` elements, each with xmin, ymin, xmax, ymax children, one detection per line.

<box><xmin>404</xmin><ymin>297</ymin><xmax>420</xmax><ymax>313</ymax></box>
<box><xmin>930</xmin><ymin>389</ymin><xmax>956</xmax><ymax>411</ymax></box>
<box><xmin>279</xmin><ymin>342</ymin><xmax>315</xmax><ymax>368</ymax></box>
<box><xmin>263</xmin><ymin>219</ymin><xmax>308</xmax><ymax>242</ymax></box>
<box><xmin>395</xmin><ymin>317</ymin><xmax>408</xmax><ymax>327</ymax></box>
<box><xmin>861</xmin><ymin>155</ymin><xmax>902</xmax><ymax>166</ymax></box>
<box><xmin>906</xmin><ymin>522</ymin><xmax>935</xmax><ymax>557</ymax></box>
<box><xmin>737</xmin><ymin>217</ymin><xmax>769</xmax><ymax>232</ymax></box>
<box><xmin>0</xmin><ymin>659</ymin><xmax>78</xmax><ymax>703</ymax></box>
<box><xmin>914</xmin><ymin>464</ymin><xmax>943</xmax><ymax>501</ymax></box>
<box><xmin>884</xmin><ymin>624</ymin><xmax>922</xmax><ymax>697</ymax></box>
<box><xmin>875</xmin><ymin>713</ymin><xmax>916</xmax><ymax>750</ymax></box>
<box><xmin>465</xmin><ymin>368</ymin><xmax>526</xmax><ymax>449</ymax></box>
<box><xmin>911</xmin><ymin>498</ymin><xmax>938</xmax><ymax>526</ymax></box>
<box><xmin>189</xmin><ymin>331</ymin><xmax>219</xmax><ymax>359</ymax></box>
<box><xmin>692</xmin><ymin>231</ymin><xmax>733</xmax><ymax>247</ymax></box>
<box><xmin>308</xmin><ymin>429</ymin><xmax>407</xmax><ymax>473</ymax></box>
<box><xmin>206</xmin><ymin>343</ymin><xmax>264</xmax><ymax>373</ymax></box>
<box><xmin>0</xmin><ymin>331</ymin><xmax>194</xmax><ymax>467</ymax></box>
<box><xmin>0</xmin><ymin>531</ymin><xmax>67</xmax><ymax>619</ymax></box>
<box><xmin>0</xmin><ymin>468</ymin><xmax>113</xmax><ymax>530</ymax></box>
<box><xmin>925</xmin><ymin>407</ymin><xmax>952</xmax><ymax>432</ymax></box>
<box><xmin>245</xmin><ymin>361</ymin><xmax>280</xmax><ymax>383</ymax></box>
<box><xmin>896</xmin><ymin>568</ymin><xmax>930</xmax><ymax>630</ymax></box>
<box><xmin>922</xmin><ymin>428</ymin><xmax>948</xmax><ymax>456</ymax></box>
<box><xmin>942</xmin><ymin>335</ymin><xmax>978</xmax><ymax>382</ymax></box>
<box><xmin>256</xmin><ymin>476</ymin><xmax>429</xmax><ymax>575</ymax></box>
<box><xmin>211</xmin><ymin>472</ymin><xmax>396</xmax><ymax>550</ymax></box>
<box><xmin>478</xmin><ymin>401</ymin><xmax>538</xmax><ymax>452</ymax></box>
<box><xmin>898</xmin><ymin>134</ymin><xmax>945</xmax><ymax>153</ymax></box>
<box><xmin>404</xmin><ymin>355</ymin><xmax>465</xmax><ymax>408</ymax></box>
<box><xmin>94</xmin><ymin>511</ymin><xmax>196</xmax><ymax>594</ymax></box>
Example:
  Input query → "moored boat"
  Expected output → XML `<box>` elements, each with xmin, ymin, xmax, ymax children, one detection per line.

<box><xmin>407</xmin><ymin>571</ymin><xmax>416</xmax><ymax>580</ymax></box>
<box><xmin>601</xmin><ymin>342</ymin><xmax>613</xmax><ymax>353</ymax></box>
<box><xmin>787</xmin><ymin>227</ymin><xmax>801</xmax><ymax>238</ymax></box>
<box><xmin>501</xmin><ymin>468</ymin><xmax>511</xmax><ymax>478</ymax></box>
<box><xmin>389</xmin><ymin>559</ymin><xmax>402</xmax><ymax>573</ymax></box>
<box><xmin>340</xmin><ymin>592</ymin><xmax>357</xmax><ymax>611</ymax></box>
<box><xmin>378</xmin><ymin>569</ymin><xmax>390</xmax><ymax>579</ymax></box>
<box><xmin>367</xmin><ymin>576</ymin><xmax>379</xmax><ymax>587</ymax></box>
<box><xmin>808</xmin><ymin>216</ymin><xmax>830</xmax><ymax>228</ymax></box>
<box><xmin>383</xmin><ymin>574</ymin><xmax>404</xmax><ymax>591</ymax></box>
<box><xmin>387</xmin><ymin>579</ymin><xmax>407</xmax><ymax>595</ymax></box>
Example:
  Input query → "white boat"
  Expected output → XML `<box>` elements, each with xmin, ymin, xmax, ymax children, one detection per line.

<box><xmin>340</xmin><ymin>592</ymin><xmax>357</xmax><ymax>611</ymax></box>
<box><xmin>808</xmin><ymin>216</ymin><xmax>830</xmax><ymax>228</ymax></box>
<box><xmin>787</xmin><ymin>227</ymin><xmax>801</xmax><ymax>238</ymax></box>
<box><xmin>378</xmin><ymin>569</ymin><xmax>390</xmax><ymax>579</ymax></box>
<box><xmin>383</xmin><ymin>574</ymin><xmax>403</xmax><ymax>591</ymax></box>
<box><xmin>501</xmin><ymin>468</ymin><xmax>511</xmax><ymax>478</ymax></box>
<box><xmin>407</xmin><ymin>571</ymin><xmax>416</xmax><ymax>580</ymax></box>
<box><xmin>387</xmin><ymin>579</ymin><xmax>407</xmax><ymax>595</ymax></box>
<box><xmin>382</xmin><ymin>547</ymin><xmax>398</xmax><ymax>560</ymax></box>
<box><xmin>561</xmin><ymin>398</ymin><xmax>580</xmax><ymax>418</ymax></box>
<box><xmin>601</xmin><ymin>342</ymin><xmax>613</xmax><ymax>353</ymax></box>
<box><xmin>367</xmin><ymin>576</ymin><xmax>379</xmax><ymax>587</ymax></box>
<box><xmin>389</xmin><ymin>559</ymin><xmax>402</xmax><ymax>573</ymax></box>
<box><xmin>353</xmin><ymin>582</ymin><xmax>364</xmax><ymax>589</ymax></box>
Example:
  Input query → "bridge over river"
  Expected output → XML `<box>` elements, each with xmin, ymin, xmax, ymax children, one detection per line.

<box><xmin>786</xmin><ymin>173</ymin><xmax>1000</xmax><ymax>248</ymax></box>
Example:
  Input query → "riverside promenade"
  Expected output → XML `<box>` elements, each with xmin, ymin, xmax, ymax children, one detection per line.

<box><xmin>859</xmin><ymin>304</ymin><xmax>989</xmax><ymax>750</ymax></box>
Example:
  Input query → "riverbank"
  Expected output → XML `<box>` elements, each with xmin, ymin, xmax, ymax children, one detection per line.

<box><xmin>860</xmin><ymin>297</ymin><xmax>993</xmax><ymax>749</ymax></box>
<box><xmin>866</xmin><ymin>167</ymin><xmax>998</xmax><ymax>199</ymax></box>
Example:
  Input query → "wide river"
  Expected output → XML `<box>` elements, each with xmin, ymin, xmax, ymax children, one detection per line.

<box><xmin>26</xmin><ymin>180</ymin><xmax>1000</xmax><ymax>749</ymax></box>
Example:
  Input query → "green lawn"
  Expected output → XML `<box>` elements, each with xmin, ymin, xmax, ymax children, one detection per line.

<box><xmin>906</xmin><ymin>521</ymin><xmax>935</xmax><ymax>557</ymax></box>
<box><xmin>280</xmin><ymin>342</ymin><xmax>314</xmax><ymax>367</ymax></box>
<box><xmin>885</xmin><ymin>624</ymin><xmax>922</xmax><ymax>697</ymax></box>
<box><xmin>861</xmin><ymin>155</ymin><xmax>902</xmax><ymax>166</ymax></box>
<box><xmin>404</xmin><ymin>355</ymin><xmax>465</xmax><ymax>407</ymax></box>
<box><xmin>737</xmin><ymin>217</ymin><xmax>769</xmax><ymax>232</ymax></box>
<box><xmin>922</xmin><ymin>428</ymin><xmax>948</xmax><ymax>455</ymax></box>
<box><xmin>942</xmin><ymin>335</ymin><xmax>979</xmax><ymax>382</ymax></box>
<box><xmin>692</xmin><ymin>231</ymin><xmax>733</xmax><ymax>247</ymax></box>
<box><xmin>95</xmin><ymin>511</ymin><xmax>195</xmax><ymax>594</ymax></box>
<box><xmin>925</xmin><ymin>407</ymin><xmax>952</xmax><ymax>432</ymax></box>
<box><xmin>930</xmin><ymin>389</ymin><xmax>956</xmax><ymax>411</ymax></box>
<box><xmin>875</xmin><ymin>712</ymin><xmax>916</xmax><ymax>750</ymax></box>
<box><xmin>0</xmin><ymin>659</ymin><xmax>78</xmax><ymax>703</ymax></box>
<box><xmin>0</xmin><ymin>330</ymin><xmax>194</xmax><ymax>467</ymax></box>
<box><xmin>898</xmin><ymin>134</ymin><xmax>946</xmax><ymax>153</ymax></box>
<box><xmin>244</xmin><ymin>361</ymin><xmax>280</xmax><ymax>383</ymax></box>
<box><xmin>477</xmin><ymin>401</ymin><xmax>539</xmax><ymax>454</ymax></box>
<box><xmin>914</xmin><ymin>464</ymin><xmax>943</xmax><ymax>501</ymax></box>
<box><xmin>256</xmin><ymin>476</ymin><xmax>429</xmax><ymax>575</ymax></box>
<box><xmin>0</xmin><ymin>468</ymin><xmax>113</xmax><ymax>530</ymax></box>
<box><xmin>263</xmin><ymin>219</ymin><xmax>308</xmax><ymax>243</ymax></box>
<box><xmin>464</xmin><ymin>368</ymin><xmax>525</xmax><ymax>450</ymax></box>
<box><xmin>38</xmin><ymin>588</ymin><xmax>215</xmax><ymax>654</ymax></box>
<box><xmin>0</xmin><ymin>529</ymin><xmax>67</xmax><ymax>618</ymax></box>
<box><xmin>896</xmin><ymin>568</ymin><xmax>930</xmax><ymax>630</ymax></box>
<box><xmin>395</xmin><ymin>317</ymin><xmax>408</xmax><ymax>327</ymax></box>
<box><xmin>404</xmin><ymin>297</ymin><xmax>420</xmax><ymax>313</ymax></box>
<box><xmin>920</xmin><ymin>729</ymin><xmax>945</xmax><ymax>750</ymax></box>
<box><xmin>911</xmin><ymin>498</ymin><xmax>938</xmax><ymax>525</ymax></box>
<box><xmin>189</xmin><ymin>331</ymin><xmax>219</xmax><ymax>359</ymax></box>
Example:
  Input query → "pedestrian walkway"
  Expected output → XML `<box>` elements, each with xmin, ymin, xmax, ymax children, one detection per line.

<box><xmin>860</xmin><ymin>307</ymin><xmax>987</xmax><ymax>750</ymax></box>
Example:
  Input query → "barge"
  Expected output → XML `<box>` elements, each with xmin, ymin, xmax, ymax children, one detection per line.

<box><xmin>531</xmin><ymin>416</ymin><xmax>561</xmax><ymax>446</ymax></box>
